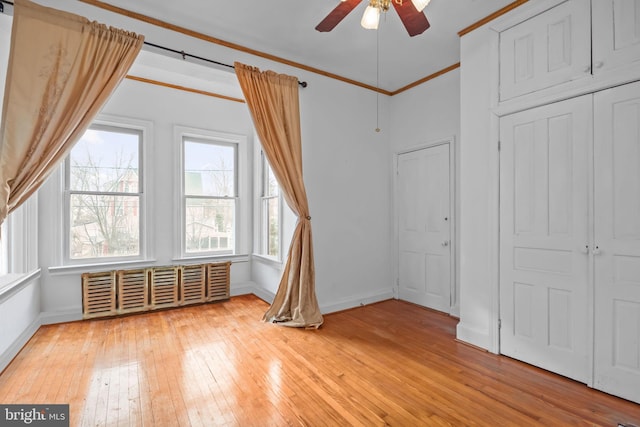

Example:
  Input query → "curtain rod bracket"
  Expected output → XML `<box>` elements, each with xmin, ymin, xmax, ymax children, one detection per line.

<box><xmin>0</xmin><ymin>0</ymin><xmax>12</xmax><ymax>12</ymax></box>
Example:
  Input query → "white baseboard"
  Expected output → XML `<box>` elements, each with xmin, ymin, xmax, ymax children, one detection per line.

<box><xmin>449</xmin><ymin>303</ymin><xmax>460</xmax><ymax>318</ymax></box>
<box><xmin>230</xmin><ymin>281</ymin><xmax>276</xmax><ymax>304</ymax></box>
<box><xmin>0</xmin><ymin>316</ymin><xmax>40</xmax><ymax>373</ymax></box>
<box><xmin>251</xmin><ymin>287</ymin><xmax>275</xmax><ymax>304</ymax></box>
<box><xmin>320</xmin><ymin>289</ymin><xmax>394</xmax><ymax>314</ymax></box>
<box><xmin>229</xmin><ymin>281</ymin><xmax>258</xmax><ymax>297</ymax></box>
<box><xmin>39</xmin><ymin>309</ymin><xmax>83</xmax><ymax>325</ymax></box>
<box><xmin>456</xmin><ymin>321</ymin><xmax>493</xmax><ymax>352</ymax></box>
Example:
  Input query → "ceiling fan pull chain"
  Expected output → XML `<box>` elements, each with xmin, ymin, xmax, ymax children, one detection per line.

<box><xmin>375</xmin><ymin>28</ymin><xmax>381</xmax><ymax>133</ymax></box>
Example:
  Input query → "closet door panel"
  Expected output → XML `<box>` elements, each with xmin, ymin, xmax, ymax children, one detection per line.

<box><xmin>594</xmin><ymin>81</ymin><xmax>640</xmax><ymax>404</ymax></box>
<box><xmin>499</xmin><ymin>0</ymin><xmax>591</xmax><ymax>101</ymax></box>
<box><xmin>592</xmin><ymin>0</ymin><xmax>640</xmax><ymax>73</ymax></box>
<box><xmin>500</xmin><ymin>95</ymin><xmax>591</xmax><ymax>383</ymax></box>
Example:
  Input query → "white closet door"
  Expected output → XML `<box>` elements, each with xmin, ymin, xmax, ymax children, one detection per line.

<box><xmin>499</xmin><ymin>95</ymin><xmax>591</xmax><ymax>383</ymax></box>
<box><xmin>397</xmin><ymin>144</ymin><xmax>451</xmax><ymax>313</ymax></box>
<box><xmin>594</xmin><ymin>81</ymin><xmax>640</xmax><ymax>404</ymax></box>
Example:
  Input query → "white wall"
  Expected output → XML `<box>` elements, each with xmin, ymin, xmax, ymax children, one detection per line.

<box><xmin>301</xmin><ymin>78</ymin><xmax>393</xmax><ymax>312</ymax></box>
<box><xmin>249</xmin><ymin>67</ymin><xmax>395</xmax><ymax>313</ymax></box>
<box><xmin>0</xmin><ymin>276</ymin><xmax>40</xmax><ymax>372</ymax></box>
<box><xmin>457</xmin><ymin>24</ymin><xmax>500</xmax><ymax>351</ymax></box>
<box><xmin>388</xmin><ymin>69</ymin><xmax>461</xmax><ymax>315</ymax></box>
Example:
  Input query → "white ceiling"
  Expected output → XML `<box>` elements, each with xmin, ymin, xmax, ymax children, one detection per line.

<box><xmin>104</xmin><ymin>0</ymin><xmax>515</xmax><ymax>92</ymax></box>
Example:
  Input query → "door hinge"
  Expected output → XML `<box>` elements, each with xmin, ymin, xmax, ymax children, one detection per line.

<box><xmin>498</xmin><ymin>319</ymin><xmax>502</xmax><ymax>329</ymax></box>
<box><xmin>498</xmin><ymin>140</ymin><xmax>501</xmax><ymax>151</ymax></box>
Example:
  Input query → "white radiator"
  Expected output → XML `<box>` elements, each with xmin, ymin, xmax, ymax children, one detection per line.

<box><xmin>81</xmin><ymin>261</ymin><xmax>231</xmax><ymax>319</ymax></box>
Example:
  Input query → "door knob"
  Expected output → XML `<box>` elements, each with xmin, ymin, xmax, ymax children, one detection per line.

<box><xmin>581</xmin><ymin>245</ymin><xmax>589</xmax><ymax>254</ymax></box>
<box><xmin>442</xmin><ymin>241</ymin><xmax>449</xmax><ymax>247</ymax></box>
<box><xmin>593</xmin><ymin>245</ymin><xmax>601</xmax><ymax>255</ymax></box>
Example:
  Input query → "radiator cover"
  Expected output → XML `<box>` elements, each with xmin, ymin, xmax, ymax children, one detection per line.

<box><xmin>81</xmin><ymin>261</ymin><xmax>231</xmax><ymax>319</ymax></box>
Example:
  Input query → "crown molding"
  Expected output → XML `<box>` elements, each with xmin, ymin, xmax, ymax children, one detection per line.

<box><xmin>458</xmin><ymin>0</ymin><xmax>529</xmax><ymax>37</ymax></box>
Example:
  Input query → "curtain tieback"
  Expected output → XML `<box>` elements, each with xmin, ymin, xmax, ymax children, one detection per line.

<box><xmin>305</xmin><ymin>215</ymin><xmax>311</xmax><ymax>220</ymax></box>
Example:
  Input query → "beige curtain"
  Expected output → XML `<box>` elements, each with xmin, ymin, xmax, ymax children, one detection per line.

<box><xmin>235</xmin><ymin>62</ymin><xmax>323</xmax><ymax>329</ymax></box>
<box><xmin>0</xmin><ymin>0</ymin><xmax>144</xmax><ymax>225</ymax></box>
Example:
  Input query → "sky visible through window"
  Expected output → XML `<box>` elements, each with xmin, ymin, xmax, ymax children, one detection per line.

<box><xmin>184</xmin><ymin>140</ymin><xmax>235</xmax><ymax>197</ymax></box>
<box><xmin>70</xmin><ymin>128</ymin><xmax>139</xmax><ymax>192</ymax></box>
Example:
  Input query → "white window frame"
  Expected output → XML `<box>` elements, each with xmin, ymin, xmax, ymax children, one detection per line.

<box><xmin>259</xmin><ymin>151</ymin><xmax>282</xmax><ymax>261</ymax></box>
<box><xmin>175</xmin><ymin>126</ymin><xmax>248</xmax><ymax>261</ymax></box>
<box><xmin>0</xmin><ymin>219</ymin><xmax>7</xmax><ymax>276</ymax></box>
<box><xmin>0</xmin><ymin>195</ymin><xmax>38</xmax><ymax>276</ymax></box>
<box><xmin>62</xmin><ymin>116</ymin><xmax>150</xmax><ymax>266</ymax></box>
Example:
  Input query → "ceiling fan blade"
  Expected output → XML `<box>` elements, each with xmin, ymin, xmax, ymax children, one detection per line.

<box><xmin>392</xmin><ymin>1</ymin><xmax>430</xmax><ymax>37</ymax></box>
<box><xmin>315</xmin><ymin>0</ymin><xmax>363</xmax><ymax>32</ymax></box>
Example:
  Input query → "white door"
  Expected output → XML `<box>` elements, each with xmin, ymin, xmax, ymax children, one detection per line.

<box><xmin>593</xmin><ymin>81</ymin><xmax>640</xmax><ymax>404</ymax></box>
<box><xmin>397</xmin><ymin>144</ymin><xmax>451</xmax><ymax>313</ymax></box>
<box><xmin>499</xmin><ymin>96</ymin><xmax>591</xmax><ymax>383</ymax></box>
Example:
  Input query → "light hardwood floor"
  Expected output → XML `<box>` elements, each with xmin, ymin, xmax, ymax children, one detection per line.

<box><xmin>1</xmin><ymin>295</ymin><xmax>639</xmax><ymax>426</ymax></box>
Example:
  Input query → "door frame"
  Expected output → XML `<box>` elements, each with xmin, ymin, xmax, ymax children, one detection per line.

<box><xmin>392</xmin><ymin>136</ymin><xmax>457</xmax><ymax>316</ymax></box>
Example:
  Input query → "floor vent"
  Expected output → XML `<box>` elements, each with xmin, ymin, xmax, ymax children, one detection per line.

<box><xmin>82</xmin><ymin>262</ymin><xmax>231</xmax><ymax>319</ymax></box>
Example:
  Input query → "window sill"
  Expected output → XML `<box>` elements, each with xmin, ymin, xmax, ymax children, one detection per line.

<box><xmin>172</xmin><ymin>254</ymin><xmax>250</xmax><ymax>264</ymax></box>
<box><xmin>48</xmin><ymin>254</ymin><xmax>250</xmax><ymax>276</ymax></box>
<box><xmin>252</xmin><ymin>253</ymin><xmax>283</xmax><ymax>268</ymax></box>
<box><xmin>0</xmin><ymin>269</ymin><xmax>42</xmax><ymax>303</ymax></box>
<box><xmin>48</xmin><ymin>259</ymin><xmax>158</xmax><ymax>276</ymax></box>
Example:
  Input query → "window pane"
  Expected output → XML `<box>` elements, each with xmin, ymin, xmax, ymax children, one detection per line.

<box><xmin>265</xmin><ymin>197</ymin><xmax>279</xmax><ymax>257</ymax></box>
<box><xmin>70</xmin><ymin>194</ymin><xmax>140</xmax><ymax>259</ymax></box>
<box><xmin>266</xmin><ymin>164</ymin><xmax>279</xmax><ymax>197</ymax></box>
<box><xmin>184</xmin><ymin>141</ymin><xmax>235</xmax><ymax>197</ymax></box>
<box><xmin>185</xmin><ymin>198</ymin><xmax>235</xmax><ymax>253</ymax></box>
<box><xmin>70</xmin><ymin>128</ymin><xmax>139</xmax><ymax>193</ymax></box>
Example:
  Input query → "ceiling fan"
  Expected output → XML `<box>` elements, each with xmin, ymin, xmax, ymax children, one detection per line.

<box><xmin>315</xmin><ymin>0</ymin><xmax>431</xmax><ymax>37</ymax></box>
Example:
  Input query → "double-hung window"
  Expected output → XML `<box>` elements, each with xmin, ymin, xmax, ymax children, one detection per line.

<box><xmin>182</xmin><ymin>136</ymin><xmax>237</xmax><ymax>255</ymax></box>
<box><xmin>260</xmin><ymin>152</ymin><xmax>281</xmax><ymax>259</ymax></box>
<box><xmin>66</xmin><ymin>124</ymin><xmax>143</xmax><ymax>261</ymax></box>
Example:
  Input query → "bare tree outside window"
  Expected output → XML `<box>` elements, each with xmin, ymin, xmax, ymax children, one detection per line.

<box><xmin>183</xmin><ymin>138</ymin><xmax>237</xmax><ymax>254</ymax></box>
<box><xmin>261</xmin><ymin>152</ymin><xmax>280</xmax><ymax>258</ymax></box>
<box><xmin>67</xmin><ymin>125</ymin><xmax>142</xmax><ymax>259</ymax></box>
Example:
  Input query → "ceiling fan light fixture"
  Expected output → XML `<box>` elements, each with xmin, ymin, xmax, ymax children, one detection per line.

<box><xmin>361</xmin><ymin>4</ymin><xmax>381</xmax><ymax>29</ymax></box>
<box><xmin>411</xmin><ymin>0</ymin><xmax>431</xmax><ymax>12</ymax></box>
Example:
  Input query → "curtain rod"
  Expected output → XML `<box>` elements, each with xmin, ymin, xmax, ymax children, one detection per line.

<box><xmin>0</xmin><ymin>0</ymin><xmax>307</xmax><ymax>88</ymax></box>
<box><xmin>144</xmin><ymin>42</ymin><xmax>308</xmax><ymax>88</ymax></box>
<box><xmin>0</xmin><ymin>0</ymin><xmax>11</xmax><ymax>13</ymax></box>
